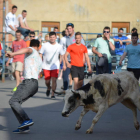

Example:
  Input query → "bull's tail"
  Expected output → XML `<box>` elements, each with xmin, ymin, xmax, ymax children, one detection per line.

<box><xmin>134</xmin><ymin>97</ymin><xmax>140</xmax><ymax>111</ymax></box>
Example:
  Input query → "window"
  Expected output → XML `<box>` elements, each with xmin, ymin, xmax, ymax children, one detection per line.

<box><xmin>41</xmin><ymin>22</ymin><xmax>60</xmax><ymax>39</ymax></box>
<box><xmin>112</xmin><ymin>22</ymin><xmax>130</xmax><ymax>36</ymax></box>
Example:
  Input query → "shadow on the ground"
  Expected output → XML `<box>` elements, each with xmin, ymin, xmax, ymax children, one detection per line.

<box><xmin>1</xmin><ymin>98</ymin><xmax>140</xmax><ymax>140</ymax></box>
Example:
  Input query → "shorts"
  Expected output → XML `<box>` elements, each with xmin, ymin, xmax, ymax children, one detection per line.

<box><xmin>12</xmin><ymin>62</ymin><xmax>23</xmax><ymax>73</ymax></box>
<box><xmin>127</xmin><ymin>68</ymin><xmax>140</xmax><ymax>80</ymax></box>
<box><xmin>70</xmin><ymin>65</ymin><xmax>84</xmax><ymax>80</ymax></box>
<box><xmin>43</xmin><ymin>69</ymin><xmax>59</xmax><ymax>80</ymax></box>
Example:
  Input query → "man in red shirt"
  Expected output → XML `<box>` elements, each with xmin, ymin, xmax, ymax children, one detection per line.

<box><xmin>6</xmin><ymin>30</ymin><xmax>26</xmax><ymax>92</ymax></box>
<box><xmin>64</xmin><ymin>32</ymin><xmax>92</xmax><ymax>90</ymax></box>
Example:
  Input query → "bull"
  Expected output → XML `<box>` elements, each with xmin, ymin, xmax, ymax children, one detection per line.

<box><xmin>62</xmin><ymin>71</ymin><xmax>140</xmax><ymax>134</ymax></box>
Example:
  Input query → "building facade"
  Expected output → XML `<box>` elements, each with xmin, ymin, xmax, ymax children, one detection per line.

<box><xmin>0</xmin><ymin>0</ymin><xmax>140</xmax><ymax>40</ymax></box>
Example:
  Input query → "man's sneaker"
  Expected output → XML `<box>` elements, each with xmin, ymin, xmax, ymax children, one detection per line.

<box><xmin>46</xmin><ymin>90</ymin><xmax>51</xmax><ymax>97</ymax></box>
<box><xmin>61</xmin><ymin>86</ymin><xmax>64</xmax><ymax>90</ymax></box>
<box><xmin>69</xmin><ymin>85</ymin><xmax>72</xmax><ymax>89</ymax></box>
<box><xmin>58</xmin><ymin>93</ymin><xmax>65</xmax><ymax>97</ymax></box>
<box><xmin>18</xmin><ymin>119</ymin><xmax>34</xmax><ymax>129</ymax></box>
<box><xmin>51</xmin><ymin>96</ymin><xmax>55</xmax><ymax>99</ymax></box>
<box><xmin>13</xmin><ymin>127</ymin><xmax>30</xmax><ymax>134</ymax></box>
<box><xmin>11</xmin><ymin>87</ymin><xmax>17</xmax><ymax>93</ymax></box>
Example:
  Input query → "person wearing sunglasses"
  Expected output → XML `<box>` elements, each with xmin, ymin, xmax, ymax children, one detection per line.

<box><xmin>26</xmin><ymin>32</ymin><xmax>42</xmax><ymax>50</ymax></box>
<box><xmin>92</xmin><ymin>26</ymin><xmax>115</xmax><ymax>74</ymax></box>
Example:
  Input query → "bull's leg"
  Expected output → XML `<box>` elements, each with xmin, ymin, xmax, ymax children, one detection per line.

<box><xmin>75</xmin><ymin>107</ymin><xmax>89</xmax><ymax>130</ymax></box>
<box><xmin>86</xmin><ymin>104</ymin><xmax>107</xmax><ymax>134</ymax></box>
<box><xmin>121</xmin><ymin>99</ymin><xmax>139</xmax><ymax>130</ymax></box>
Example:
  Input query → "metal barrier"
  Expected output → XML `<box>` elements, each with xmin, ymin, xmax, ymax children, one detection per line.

<box><xmin>0</xmin><ymin>30</ymin><xmax>39</xmax><ymax>82</ymax></box>
<box><xmin>0</xmin><ymin>31</ymin><xmax>135</xmax><ymax>82</ymax></box>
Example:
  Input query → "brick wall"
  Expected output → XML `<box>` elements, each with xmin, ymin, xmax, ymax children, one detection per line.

<box><xmin>0</xmin><ymin>0</ymin><xmax>13</xmax><ymax>47</ymax></box>
<box><xmin>0</xmin><ymin>0</ymin><xmax>3</xmax><ymax>41</ymax></box>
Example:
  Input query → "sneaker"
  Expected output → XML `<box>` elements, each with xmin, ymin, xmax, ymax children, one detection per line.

<box><xmin>55</xmin><ymin>90</ymin><xmax>64</xmax><ymax>95</ymax></box>
<box><xmin>13</xmin><ymin>127</ymin><xmax>30</xmax><ymax>134</ymax></box>
<box><xmin>46</xmin><ymin>90</ymin><xmax>51</xmax><ymax>97</ymax></box>
<box><xmin>61</xmin><ymin>86</ymin><xmax>64</xmax><ymax>90</ymax></box>
<box><xmin>69</xmin><ymin>85</ymin><xmax>72</xmax><ymax>89</ymax></box>
<box><xmin>51</xmin><ymin>96</ymin><xmax>55</xmax><ymax>99</ymax></box>
<box><xmin>18</xmin><ymin>119</ymin><xmax>34</xmax><ymax>129</ymax></box>
<box><xmin>11</xmin><ymin>87</ymin><xmax>17</xmax><ymax>93</ymax></box>
<box><xmin>58</xmin><ymin>93</ymin><xmax>65</xmax><ymax>97</ymax></box>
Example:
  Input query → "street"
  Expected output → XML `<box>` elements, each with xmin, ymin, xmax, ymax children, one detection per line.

<box><xmin>0</xmin><ymin>78</ymin><xmax>140</xmax><ymax>140</ymax></box>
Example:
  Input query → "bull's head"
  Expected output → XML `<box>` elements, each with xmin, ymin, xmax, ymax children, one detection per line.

<box><xmin>62</xmin><ymin>90</ymin><xmax>86</xmax><ymax>117</ymax></box>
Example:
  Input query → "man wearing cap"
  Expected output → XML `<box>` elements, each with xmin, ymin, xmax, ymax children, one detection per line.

<box><xmin>59</xmin><ymin>23</ymin><xmax>85</xmax><ymax>95</ymax></box>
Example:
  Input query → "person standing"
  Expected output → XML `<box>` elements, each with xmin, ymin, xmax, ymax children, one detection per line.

<box><xmin>6</xmin><ymin>30</ymin><xmax>26</xmax><ymax>92</ymax></box>
<box><xmin>119</xmin><ymin>32</ymin><xmax>140</xmax><ymax>80</ymax></box>
<box><xmin>62</xmin><ymin>23</ymin><xmax>85</xmax><ymax>92</ymax></box>
<box><xmin>54</xmin><ymin>27</ymin><xmax>60</xmax><ymax>43</ymax></box>
<box><xmin>127</xmin><ymin>28</ymin><xmax>138</xmax><ymax>40</ymax></box>
<box><xmin>58</xmin><ymin>29</ymin><xmax>69</xmax><ymax>80</ymax></box>
<box><xmin>113</xmin><ymin>28</ymin><xmax>130</xmax><ymax>73</ymax></box>
<box><xmin>5</xmin><ymin>5</ymin><xmax>17</xmax><ymax>37</ymax></box>
<box><xmin>16</xmin><ymin>10</ymin><xmax>34</xmax><ymax>38</ymax></box>
<box><xmin>92</xmin><ymin>26</ymin><xmax>115</xmax><ymax>74</ymax></box>
<box><xmin>64</xmin><ymin>32</ymin><xmax>92</xmax><ymax>90</ymax></box>
<box><xmin>39</xmin><ymin>32</ymin><xmax>64</xmax><ymax>99</ymax></box>
<box><xmin>8</xmin><ymin>39</ymin><xmax>42</xmax><ymax>133</ymax></box>
<box><xmin>26</xmin><ymin>32</ymin><xmax>42</xmax><ymax>50</ymax></box>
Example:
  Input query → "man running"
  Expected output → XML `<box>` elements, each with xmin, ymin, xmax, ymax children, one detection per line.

<box><xmin>64</xmin><ymin>32</ymin><xmax>92</xmax><ymax>90</ymax></box>
<box><xmin>6</xmin><ymin>30</ymin><xmax>27</xmax><ymax>92</ymax></box>
<box><xmin>39</xmin><ymin>32</ymin><xmax>64</xmax><ymax>99</ymax></box>
<box><xmin>8</xmin><ymin>39</ymin><xmax>42</xmax><ymax>133</ymax></box>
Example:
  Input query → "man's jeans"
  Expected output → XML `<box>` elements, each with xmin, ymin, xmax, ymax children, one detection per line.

<box><xmin>9</xmin><ymin>79</ymin><xmax>38</xmax><ymax>124</ymax></box>
<box><xmin>17</xmin><ymin>27</ymin><xmax>30</xmax><ymax>37</ymax></box>
<box><xmin>62</xmin><ymin>67</ymin><xmax>70</xmax><ymax>90</ymax></box>
<box><xmin>115</xmin><ymin>55</ymin><xmax>125</xmax><ymax>73</ymax></box>
<box><xmin>7</xmin><ymin>30</ymin><xmax>16</xmax><ymax>36</ymax></box>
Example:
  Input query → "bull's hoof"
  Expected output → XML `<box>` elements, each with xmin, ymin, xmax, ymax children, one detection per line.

<box><xmin>86</xmin><ymin>129</ymin><xmax>93</xmax><ymax>134</ymax></box>
<box><xmin>135</xmin><ymin>122</ymin><xmax>140</xmax><ymax>130</ymax></box>
<box><xmin>75</xmin><ymin>124</ymin><xmax>81</xmax><ymax>130</ymax></box>
<box><xmin>135</xmin><ymin>126</ymin><xmax>139</xmax><ymax>130</ymax></box>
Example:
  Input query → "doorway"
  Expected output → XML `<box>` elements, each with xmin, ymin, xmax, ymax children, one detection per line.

<box><xmin>112</xmin><ymin>22</ymin><xmax>130</xmax><ymax>36</ymax></box>
<box><xmin>41</xmin><ymin>22</ymin><xmax>60</xmax><ymax>39</ymax></box>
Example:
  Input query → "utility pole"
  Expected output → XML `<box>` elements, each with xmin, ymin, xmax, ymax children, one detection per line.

<box><xmin>2</xmin><ymin>0</ymin><xmax>5</xmax><ymax>82</ymax></box>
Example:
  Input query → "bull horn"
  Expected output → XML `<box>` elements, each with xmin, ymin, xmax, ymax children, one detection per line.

<box><xmin>71</xmin><ymin>90</ymin><xmax>79</xmax><ymax>94</ymax></box>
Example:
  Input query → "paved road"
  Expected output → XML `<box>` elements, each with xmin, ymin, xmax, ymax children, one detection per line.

<box><xmin>0</xmin><ymin>78</ymin><xmax>140</xmax><ymax>140</ymax></box>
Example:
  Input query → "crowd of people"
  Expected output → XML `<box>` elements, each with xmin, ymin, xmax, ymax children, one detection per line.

<box><xmin>0</xmin><ymin>5</ymin><xmax>140</xmax><ymax>133</ymax></box>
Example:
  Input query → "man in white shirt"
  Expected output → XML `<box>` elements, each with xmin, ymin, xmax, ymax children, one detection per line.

<box><xmin>16</xmin><ymin>10</ymin><xmax>34</xmax><ymax>38</ymax></box>
<box><xmin>39</xmin><ymin>32</ymin><xmax>64</xmax><ymax>99</ymax></box>
<box><xmin>5</xmin><ymin>5</ymin><xmax>17</xmax><ymax>36</ymax></box>
<box><xmin>7</xmin><ymin>39</ymin><xmax>42</xmax><ymax>133</ymax></box>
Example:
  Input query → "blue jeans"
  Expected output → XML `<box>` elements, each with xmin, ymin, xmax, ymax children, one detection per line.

<box><xmin>96</xmin><ymin>63</ymin><xmax>112</xmax><ymax>74</ymax></box>
<box><xmin>62</xmin><ymin>67</ymin><xmax>70</xmax><ymax>90</ymax></box>
<box><xmin>18</xmin><ymin>27</ymin><xmax>30</xmax><ymax>37</ymax></box>
<box><xmin>9</xmin><ymin>79</ymin><xmax>38</xmax><ymax>124</ymax></box>
<box><xmin>115</xmin><ymin>55</ymin><xmax>125</xmax><ymax>73</ymax></box>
